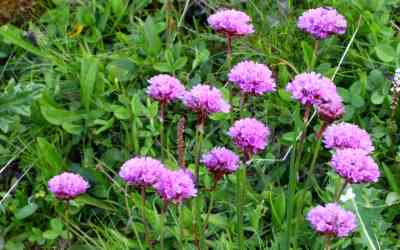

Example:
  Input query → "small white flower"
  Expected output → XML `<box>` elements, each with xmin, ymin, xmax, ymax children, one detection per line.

<box><xmin>340</xmin><ymin>186</ymin><xmax>355</xmax><ymax>202</ymax></box>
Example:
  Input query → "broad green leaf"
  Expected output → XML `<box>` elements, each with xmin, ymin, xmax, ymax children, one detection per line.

<box><xmin>301</xmin><ymin>41</ymin><xmax>313</xmax><ymax>70</ymax></box>
<box><xmin>39</xmin><ymin>99</ymin><xmax>82</xmax><ymax>125</ymax></box>
<box><xmin>14</xmin><ymin>203</ymin><xmax>38</xmax><ymax>220</ymax></box>
<box><xmin>371</xmin><ymin>91</ymin><xmax>384</xmax><ymax>105</ymax></box>
<box><xmin>143</xmin><ymin>16</ymin><xmax>162</xmax><ymax>56</ymax></box>
<box><xmin>375</xmin><ymin>44</ymin><xmax>395</xmax><ymax>62</ymax></box>
<box><xmin>80</xmin><ymin>56</ymin><xmax>98</xmax><ymax>110</ymax></box>
<box><xmin>37</xmin><ymin>137</ymin><xmax>65</xmax><ymax>173</ymax></box>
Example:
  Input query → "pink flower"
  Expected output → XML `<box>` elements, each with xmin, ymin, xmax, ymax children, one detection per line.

<box><xmin>317</xmin><ymin>94</ymin><xmax>345</xmax><ymax>123</ymax></box>
<box><xmin>286</xmin><ymin>72</ymin><xmax>337</xmax><ymax>106</ymax></box>
<box><xmin>323</xmin><ymin>123</ymin><xmax>374</xmax><ymax>153</ymax></box>
<box><xmin>118</xmin><ymin>157</ymin><xmax>166</xmax><ymax>187</ymax></box>
<box><xmin>154</xmin><ymin>169</ymin><xmax>197</xmax><ymax>204</ymax></box>
<box><xmin>228</xmin><ymin>118</ymin><xmax>270</xmax><ymax>156</ymax></box>
<box><xmin>181</xmin><ymin>84</ymin><xmax>230</xmax><ymax>115</ymax></box>
<box><xmin>228</xmin><ymin>60</ymin><xmax>276</xmax><ymax>95</ymax></box>
<box><xmin>330</xmin><ymin>149</ymin><xmax>380</xmax><ymax>184</ymax></box>
<box><xmin>298</xmin><ymin>7</ymin><xmax>347</xmax><ymax>39</ymax></box>
<box><xmin>208</xmin><ymin>9</ymin><xmax>254</xmax><ymax>37</ymax></box>
<box><xmin>147</xmin><ymin>74</ymin><xmax>185</xmax><ymax>103</ymax></box>
<box><xmin>48</xmin><ymin>172</ymin><xmax>89</xmax><ymax>200</ymax></box>
<box><xmin>201</xmin><ymin>147</ymin><xmax>240</xmax><ymax>176</ymax></box>
<box><xmin>307</xmin><ymin>203</ymin><xmax>357</xmax><ymax>237</ymax></box>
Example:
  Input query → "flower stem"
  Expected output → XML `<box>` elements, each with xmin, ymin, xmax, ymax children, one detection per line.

<box><xmin>178</xmin><ymin>204</ymin><xmax>184</xmax><ymax>248</ymax></box>
<box><xmin>323</xmin><ymin>235</ymin><xmax>332</xmax><ymax>250</ymax></box>
<box><xmin>310</xmin><ymin>39</ymin><xmax>320</xmax><ymax>70</ymax></box>
<box><xmin>160</xmin><ymin>201</ymin><xmax>168</xmax><ymax>250</ymax></box>
<box><xmin>226</xmin><ymin>34</ymin><xmax>233</xmax><ymax>68</ymax></box>
<box><xmin>192</xmin><ymin>118</ymin><xmax>204</xmax><ymax>250</ymax></box>
<box><xmin>160</xmin><ymin>102</ymin><xmax>166</xmax><ymax>160</ymax></box>
<box><xmin>236</xmin><ymin>165</ymin><xmax>246</xmax><ymax>250</ymax></box>
<box><xmin>203</xmin><ymin>179</ymin><xmax>218</xmax><ymax>232</ymax></box>
<box><xmin>141</xmin><ymin>187</ymin><xmax>153</xmax><ymax>249</ymax></box>
<box><xmin>284</xmin><ymin>141</ymin><xmax>297</xmax><ymax>249</ymax></box>
<box><xmin>64</xmin><ymin>201</ymin><xmax>71</xmax><ymax>248</ymax></box>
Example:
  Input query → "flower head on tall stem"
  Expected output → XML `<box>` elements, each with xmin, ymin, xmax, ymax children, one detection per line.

<box><xmin>228</xmin><ymin>118</ymin><xmax>270</xmax><ymax>158</ymax></box>
<box><xmin>181</xmin><ymin>84</ymin><xmax>230</xmax><ymax>124</ymax></box>
<box><xmin>48</xmin><ymin>172</ymin><xmax>89</xmax><ymax>200</ymax></box>
<box><xmin>286</xmin><ymin>72</ymin><xmax>337</xmax><ymax>106</ymax></box>
<box><xmin>154</xmin><ymin>169</ymin><xmax>197</xmax><ymax>204</ymax></box>
<box><xmin>307</xmin><ymin>203</ymin><xmax>357</xmax><ymax>237</ymax></box>
<box><xmin>228</xmin><ymin>60</ymin><xmax>276</xmax><ymax>96</ymax></box>
<box><xmin>118</xmin><ymin>157</ymin><xmax>166</xmax><ymax>188</ymax></box>
<box><xmin>297</xmin><ymin>7</ymin><xmax>347</xmax><ymax>39</ymax></box>
<box><xmin>201</xmin><ymin>147</ymin><xmax>240</xmax><ymax>182</ymax></box>
<box><xmin>323</xmin><ymin>122</ymin><xmax>374</xmax><ymax>153</ymax></box>
<box><xmin>147</xmin><ymin>74</ymin><xmax>185</xmax><ymax>104</ymax></box>
<box><xmin>208</xmin><ymin>9</ymin><xmax>254</xmax><ymax>37</ymax></box>
<box><xmin>330</xmin><ymin>149</ymin><xmax>380</xmax><ymax>184</ymax></box>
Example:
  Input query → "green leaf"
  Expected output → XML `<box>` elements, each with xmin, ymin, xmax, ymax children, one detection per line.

<box><xmin>385</xmin><ymin>192</ymin><xmax>400</xmax><ymax>206</ymax></box>
<box><xmin>74</xmin><ymin>195</ymin><xmax>116</xmax><ymax>211</ymax></box>
<box><xmin>143</xmin><ymin>16</ymin><xmax>162</xmax><ymax>57</ymax></box>
<box><xmin>153</xmin><ymin>62</ymin><xmax>172</xmax><ymax>73</ymax></box>
<box><xmin>14</xmin><ymin>203</ymin><xmax>38</xmax><ymax>220</ymax></box>
<box><xmin>174</xmin><ymin>56</ymin><xmax>187</xmax><ymax>70</ymax></box>
<box><xmin>371</xmin><ymin>91</ymin><xmax>384</xmax><ymax>105</ymax></box>
<box><xmin>43</xmin><ymin>230</ymin><xmax>61</xmax><ymax>240</ymax></box>
<box><xmin>375</xmin><ymin>44</ymin><xmax>396</xmax><ymax>62</ymax></box>
<box><xmin>50</xmin><ymin>218</ymin><xmax>64</xmax><ymax>232</ymax></box>
<box><xmin>37</xmin><ymin>137</ymin><xmax>65</xmax><ymax>173</ymax></box>
<box><xmin>80</xmin><ymin>56</ymin><xmax>98</xmax><ymax>110</ymax></box>
<box><xmin>39</xmin><ymin>98</ymin><xmax>82</xmax><ymax>126</ymax></box>
<box><xmin>350</xmin><ymin>94</ymin><xmax>365</xmax><ymax>108</ymax></box>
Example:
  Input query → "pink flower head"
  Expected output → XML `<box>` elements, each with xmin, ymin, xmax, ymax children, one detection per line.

<box><xmin>323</xmin><ymin>123</ymin><xmax>374</xmax><ymax>153</ymax></box>
<box><xmin>201</xmin><ymin>147</ymin><xmax>240</xmax><ymax>177</ymax></box>
<box><xmin>286</xmin><ymin>72</ymin><xmax>337</xmax><ymax>106</ymax></box>
<box><xmin>307</xmin><ymin>203</ymin><xmax>357</xmax><ymax>237</ymax></box>
<box><xmin>181</xmin><ymin>84</ymin><xmax>230</xmax><ymax>115</ymax></box>
<box><xmin>317</xmin><ymin>93</ymin><xmax>345</xmax><ymax>123</ymax></box>
<box><xmin>297</xmin><ymin>7</ymin><xmax>347</xmax><ymax>39</ymax></box>
<box><xmin>228</xmin><ymin>60</ymin><xmax>276</xmax><ymax>95</ymax></box>
<box><xmin>228</xmin><ymin>118</ymin><xmax>270</xmax><ymax>156</ymax></box>
<box><xmin>208</xmin><ymin>9</ymin><xmax>254</xmax><ymax>37</ymax></box>
<box><xmin>147</xmin><ymin>74</ymin><xmax>185</xmax><ymax>103</ymax></box>
<box><xmin>330</xmin><ymin>149</ymin><xmax>380</xmax><ymax>184</ymax></box>
<box><xmin>118</xmin><ymin>157</ymin><xmax>166</xmax><ymax>187</ymax></box>
<box><xmin>155</xmin><ymin>169</ymin><xmax>197</xmax><ymax>204</ymax></box>
<box><xmin>48</xmin><ymin>172</ymin><xmax>89</xmax><ymax>200</ymax></box>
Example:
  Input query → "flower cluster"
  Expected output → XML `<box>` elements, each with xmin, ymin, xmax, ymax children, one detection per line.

<box><xmin>228</xmin><ymin>60</ymin><xmax>276</xmax><ymax>95</ymax></box>
<box><xmin>181</xmin><ymin>84</ymin><xmax>230</xmax><ymax>115</ymax></box>
<box><xmin>208</xmin><ymin>9</ymin><xmax>254</xmax><ymax>36</ymax></box>
<box><xmin>317</xmin><ymin>94</ymin><xmax>345</xmax><ymax>123</ymax></box>
<box><xmin>48</xmin><ymin>172</ymin><xmax>89</xmax><ymax>200</ymax></box>
<box><xmin>154</xmin><ymin>169</ymin><xmax>197</xmax><ymax>204</ymax></box>
<box><xmin>323</xmin><ymin>122</ymin><xmax>374</xmax><ymax>153</ymax></box>
<box><xmin>228</xmin><ymin>118</ymin><xmax>270</xmax><ymax>156</ymax></box>
<box><xmin>201</xmin><ymin>147</ymin><xmax>240</xmax><ymax>177</ymax></box>
<box><xmin>117</xmin><ymin>156</ymin><xmax>197</xmax><ymax>204</ymax></box>
<box><xmin>286</xmin><ymin>72</ymin><xmax>337</xmax><ymax>106</ymax></box>
<box><xmin>297</xmin><ymin>7</ymin><xmax>347</xmax><ymax>39</ymax></box>
<box><xmin>330</xmin><ymin>149</ymin><xmax>380</xmax><ymax>184</ymax></box>
<box><xmin>307</xmin><ymin>203</ymin><xmax>357</xmax><ymax>237</ymax></box>
<box><xmin>118</xmin><ymin>157</ymin><xmax>166</xmax><ymax>187</ymax></box>
<box><xmin>147</xmin><ymin>74</ymin><xmax>185</xmax><ymax>103</ymax></box>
